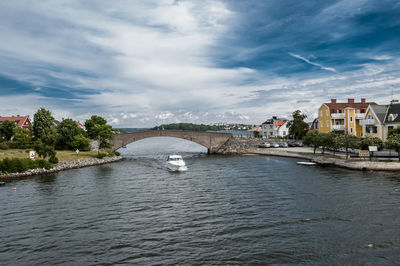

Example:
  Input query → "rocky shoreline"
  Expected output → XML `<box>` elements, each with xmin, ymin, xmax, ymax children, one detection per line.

<box><xmin>246</xmin><ymin>148</ymin><xmax>400</xmax><ymax>171</ymax></box>
<box><xmin>0</xmin><ymin>156</ymin><xmax>123</xmax><ymax>181</ymax></box>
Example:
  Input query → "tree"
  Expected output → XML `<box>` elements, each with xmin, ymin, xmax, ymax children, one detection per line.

<box><xmin>12</xmin><ymin>127</ymin><xmax>32</xmax><ymax>148</ymax></box>
<box><xmin>71</xmin><ymin>134</ymin><xmax>90</xmax><ymax>151</ymax></box>
<box><xmin>388</xmin><ymin>127</ymin><xmax>400</xmax><ymax>138</ymax></box>
<box><xmin>287</xmin><ymin>110</ymin><xmax>309</xmax><ymax>140</ymax></box>
<box><xmin>336</xmin><ymin>134</ymin><xmax>359</xmax><ymax>159</ymax></box>
<box><xmin>327</xmin><ymin>133</ymin><xmax>341</xmax><ymax>156</ymax></box>
<box><xmin>32</xmin><ymin>108</ymin><xmax>54</xmax><ymax>140</ymax></box>
<box><xmin>93</xmin><ymin>124</ymin><xmax>114</xmax><ymax>153</ymax></box>
<box><xmin>359</xmin><ymin>137</ymin><xmax>383</xmax><ymax>150</ymax></box>
<box><xmin>253</xmin><ymin>131</ymin><xmax>260</xmax><ymax>138</ymax></box>
<box><xmin>56</xmin><ymin>118</ymin><xmax>84</xmax><ymax>149</ymax></box>
<box><xmin>319</xmin><ymin>133</ymin><xmax>333</xmax><ymax>155</ymax></box>
<box><xmin>0</xmin><ymin>120</ymin><xmax>16</xmax><ymax>141</ymax></box>
<box><xmin>85</xmin><ymin>115</ymin><xmax>107</xmax><ymax>139</ymax></box>
<box><xmin>386</xmin><ymin>132</ymin><xmax>400</xmax><ymax>162</ymax></box>
<box><xmin>302</xmin><ymin>130</ymin><xmax>322</xmax><ymax>154</ymax></box>
<box><xmin>34</xmin><ymin>126</ymin><xmax>57</xmax><ymax>159</ymax></box>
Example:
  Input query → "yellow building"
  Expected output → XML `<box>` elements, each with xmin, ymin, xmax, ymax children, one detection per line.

<box><xmin>318</xmin><ymin>98</ymin><xmax>377</xmax><ymax>137</ymax></box>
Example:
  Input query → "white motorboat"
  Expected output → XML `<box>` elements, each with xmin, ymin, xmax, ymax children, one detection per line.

<box><xmin>166</xmin><ymin>155</ymin><xmax>188</xmax><ymax>171</ymax></box>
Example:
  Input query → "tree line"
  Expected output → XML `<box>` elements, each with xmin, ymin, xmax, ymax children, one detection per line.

<box><xmin>152</xmin><ymin>123</ymin><xmax>224</xmax><ymax>131</ymax></box>
<box><xmin>0</xmin><ymin>108</ymin><xmax>114</xmax><ymax>163</ymax></box>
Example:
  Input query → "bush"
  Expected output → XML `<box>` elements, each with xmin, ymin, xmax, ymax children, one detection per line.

<box><xmin>0</xmin><ymin>157</ymin><xmax>51</xmax><ymax>173</ymax></box>
<box><xmin>97</xmin><ymin>152</ymin><xmax>107</xmax><ymax>159</ymax></box>
<box><xmin>0</xmin><ymin>143</ymin><xmax>8</xmax><ymax>150</ymax></box>
<box><xmin>114</xmin><ymin>151</ymin><xmax>120</xmax><ymax>156</ymax></box>
<box><xmin>107</xmin><ymin>151</ymin><xmax>120</xmax><ymax>157</ymax></box>
<box><xmin>48</xmin><ymin>155</ymin><xmax>59</xmax><ymax>164</ymax></box>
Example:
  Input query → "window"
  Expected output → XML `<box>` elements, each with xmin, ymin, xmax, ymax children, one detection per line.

<box><xmin>388</xmin><ymin>126</ymin><xmax>394</xmax><ymax>131</ymax></box>
<box><xmin>368</xmin><ymin>114</ymin><xmax>372</xmax><ymax>119</ymax></box>
<box><xmin>350</xmin><ymin>128</ymin><xmax>353</xmax><ymax>134</ymax></box>
<box><xmin>320</xmin><ymin>121</ymin><xmax>323</xmax><ymax>128</ymax></box>
<box><xmin>336</xmin><ymin>121</ymin><xmax>339</xmax><ymax>125</ymax></box>
<box><xmin>326</xmin><ymin>110</ymin><xmax>329</xmax><ymax>116</ymax></box>
<box><xmin>283</xmin><ymin>131</ymin><xmax>286</xmax><ymax>135</ymax></box>
<box><xmin>320</xmin><ymin>111</ymin><xmax>323</xmax><ymax>117</ymax></box>
<box><xmin>373</xmin><ymin>126</ymin><xmax>377</xmax><ymax>134</ymax></box>
<box><xmin>366</xmin><ymin>127</ymin><xmax>370</xmax><ymax>133</ymax></box>
<box><xmin>326</xmin><ymin>121</ymin><xmax>329</xmax><ymax>127</ymax></box>
<box><xmin>350</xmin><ymin>116</ymin><xmax>353</xmax><ymax>122</ymax></box>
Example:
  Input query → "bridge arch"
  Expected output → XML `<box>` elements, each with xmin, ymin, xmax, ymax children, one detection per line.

<box><xmin>111</xmin><ymin>130</ymin><xmax>232</xmax><ymax>154</ymax></box>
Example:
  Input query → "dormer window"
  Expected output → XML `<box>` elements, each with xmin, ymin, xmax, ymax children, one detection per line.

<box><xmin>388</xmin><ymin>114</ymin><xmax>395</xmax><ymax>122</ymax></box>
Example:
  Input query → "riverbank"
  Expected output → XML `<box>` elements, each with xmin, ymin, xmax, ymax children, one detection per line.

<box><xmin>247</xmin><ymin>147</ymin><xmax>400</xmax><ymax>171</ymax></box>
<box><xmin>0</xmin><ymin>156</ymin><xmax>123</xmax><ymax>181</ymax></box>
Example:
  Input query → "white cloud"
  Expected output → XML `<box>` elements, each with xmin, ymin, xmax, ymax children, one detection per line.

<box><xmin>289</xmin><ymin>52</ymin><xmax>337</xmax><ymax>73</ymax></box>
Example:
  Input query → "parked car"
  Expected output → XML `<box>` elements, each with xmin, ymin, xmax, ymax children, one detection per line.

<box><xmin>279</xmin><ymin>142</ymin><xmax>288</xmax><ymax>148</ymax></box>
<box><xmin>258</xmin><ymin>142</ymin><xmax>271</xmax><ymax>148</ymax></box>
<box><xmin>288</xmin><ymin>140</ymin><xmax>303</xmax><ymax>147</ymax></box>
<box><xmin>270</xmin><ymin>142</ymin><xmax>280</xmax><ymax>148</ymax></box>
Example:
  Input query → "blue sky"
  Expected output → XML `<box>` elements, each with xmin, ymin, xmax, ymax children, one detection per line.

<box><xmin>0</xmin><ymin>0</ymin><xmax>400</xmax><ymax>127</ymax></box>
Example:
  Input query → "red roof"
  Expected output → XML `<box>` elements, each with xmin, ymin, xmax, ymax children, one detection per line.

<box><xmin>0</xmin><ymin>116</ymin><xmax>32</xmax><ymax>129</ymax></box>
<box><xmin>324</xmin><ymin>101</ymin><xmax>377</xmax><ymax>112</ymax></box>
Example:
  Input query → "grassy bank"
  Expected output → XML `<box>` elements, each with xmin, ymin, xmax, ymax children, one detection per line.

<box><xmin>0</xmin><ymin>149</ymin><xmax>99</xmax><ymax>162</ymax></box>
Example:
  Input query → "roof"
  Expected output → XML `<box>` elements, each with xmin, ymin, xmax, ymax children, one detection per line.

<box><xmin>385</xmin><ymin>103</ymin><xmax>400</xmax><ymax>123</ymax></box>
<box><xmin>370</xmin><ymin>105</ymin><xmax>388</xmax><ymax>124</ymax></box>
<box><xmin>324</xmin><ymin>101</ymin><xmax>377</xmax><ymax>112</ymax></box>
<box><xmin>0</xmin><ymin>116</ymin><xmax>31</xmax><ymax>128</ymax></box>
<box><xmin>262</xmin><ymin>117</ymin><xmax>286</xmax><ymax>124</ymax></box>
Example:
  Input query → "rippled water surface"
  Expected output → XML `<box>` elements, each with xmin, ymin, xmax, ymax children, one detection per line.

<box><xmin>1</xmin><ymin>137</ymin><xmax>400</xmax><ymax>265</ymax></box>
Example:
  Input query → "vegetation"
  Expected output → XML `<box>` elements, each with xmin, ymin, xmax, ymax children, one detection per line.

<box><xmin>302</xmin><ymin>130</ymin><xmax>322</xmax><ymax>154</ymax></box>
<box><xmin>287</xmin><ymin>110</ymin><xmax>309</xmax><ymax>140</ymax></box>
<box><xmin>32</xmin><ymin>107</ymin><xmax>54</xmax><ymax>140</ymax></box>
<box><xmin>12</xmin><ymin>127</ymin><xmax>32</xmax><ymax>148</ymax></box>
<box><xmin>0</xmin><ymin>120</ymin><xmax>16</xmax><ymax>141</ymax></box>
<box><xmin>0</xmin><ymin>157</ymin><xmax>51</xmax><ymax>174</ymax></box>
<box><xmin>56</xmin><ymin>118</ymin><xmax>86</xmax><ymax>149</ymax></box>
<box><xmin>152</xmin><ymin>123</ymin><xmax>224</xmax><ymax>131</ymax></box>
<box><xmin>85</xmin><ymin>115</ymin><xmax>107</xmax><ymax>139</ymax></box>
<box><xmin>70</xmin><ymin>134</ymin><xmax>90</xmax><ymax>151</ymax></box>
<box><xmin>34</xmin><ymin>125</ymin><xmax>57</xmax><ymax>160</ymax></box>
<box><xmin>386</xmin><ymin>131</ymin><xmax>400</xmax><ymax>161</ymax></box>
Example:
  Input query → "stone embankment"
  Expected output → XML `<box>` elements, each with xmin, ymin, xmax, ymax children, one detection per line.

<box><xmin>248</xmin><ymin>148</ymin><xmax>400</xmax><ymax>171</ymax></box>
<box><xmin>0</xmin><ymin>156</ymin><xmax>123</xmax><ymax>180</ymax></box>
<box><xmin>217</xmin><ymin>137</ymin><xmax>264</xmax><ymax>154</ymax></box>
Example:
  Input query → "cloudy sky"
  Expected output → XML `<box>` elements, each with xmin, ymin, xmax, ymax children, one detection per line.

<box><xmin>1</xmin><ymin>0</ymin><xmax>400</xmax><ymax>127</ymax></box>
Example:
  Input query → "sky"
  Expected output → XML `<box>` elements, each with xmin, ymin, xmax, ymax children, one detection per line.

<box><xmin>1</xmin><ymin>0</ymin><xmax>400</xmax><ymax>127</ymax></box>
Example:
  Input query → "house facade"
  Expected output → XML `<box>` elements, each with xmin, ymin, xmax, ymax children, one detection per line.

<box><xmin>261</xmin><ymin>116</ymin><xmax>288</xmax><ymax>138</ymax></box>
<box><xmin>361</xmin><ymin>101</ymin><xmax>400</xmax><ymax>141</ymax></box>
<box><xmin>0</xmin><ymin>115</ymin><xmax>32</xmax><ymax>130</ymax></box>
<box><xmin>318</xmin><ymin>98</ymin><xmax>376</xmax><ymax>137</ymax></box>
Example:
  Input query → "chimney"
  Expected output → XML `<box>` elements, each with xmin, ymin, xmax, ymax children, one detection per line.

<box><xmin>361</xmin><ymin>98</ymin><xmax>366</xmax><ymax>103</ymax></box>
<box><xmin>348</xmin><ymin>98</ymin><xmax>354</xmax><ymax>104</ymax></box>
<box><xmin>331</xmin><ymin>99</ymin><xmax>336</xmax><ymax>104</ymax></box>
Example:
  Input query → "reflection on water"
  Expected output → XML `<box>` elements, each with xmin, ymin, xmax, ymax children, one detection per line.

<box><xmin>1</xmin><ymin>137</ymin><xmax>400</xmax><ymax>264</ymax></box>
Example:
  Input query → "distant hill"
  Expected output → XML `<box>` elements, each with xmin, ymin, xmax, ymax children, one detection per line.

<box><xmin>152</xmin><ymin>123</ymin><xmax>224</xmax><ymax>131</ymax></box>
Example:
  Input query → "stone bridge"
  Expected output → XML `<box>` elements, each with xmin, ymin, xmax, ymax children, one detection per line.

<box><xmin>111</xmin><ymin>130</ymin><xmax>233</xmax><ymax>154</ymax></box>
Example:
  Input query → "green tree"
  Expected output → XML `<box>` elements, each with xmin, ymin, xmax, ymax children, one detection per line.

<box><xmin>56</xmin><ymin>118</ymin><xmax>84</xmax><ymax>149</ymax></box>
<box><xmin>358</xmin><ymin>137</ymin><xmax>383</xmax><ymax>150</ymax></box>
<box><xmin>386</xmin><ymin>132</ymin><xmax>400</xmax><ymax>161</ymax></box>
<box><xmin>12</xmin><ymin>127</ymin><xmax>32</xmax><ymax>148</ymax></box>
<box><xmin>85</xmin><ymin>115</ymin><xmax>107</xmax><ymax>139</ymax></box>
<box><xmin>287</xmin><ymin>110</ymin><xmax>309</xmax><ymax>140</ymax></box>
<box><xmin>0</xmin><ymin>120</ymin><xmax>16</xmax><ymax>141</ymax></box>
<box><xmin>32</xmin><ymin>108</ymin><xmax>54</xmax><ymax>140</ymax></box>
<box><xmin>302</xmin><ymin>130</ymin><xmax>322</xmax><ymax>154</ymax></box>
<box><xmin>319</xmin><ymin>133</ymin><xmax>333</xmax><ymax>155</ymax></box>
<box><xmin>70</xmin><ymin>134</ymin><xmax>90</xmax><ymax>151</ymax></box>
<box><xmin>90</xmin><ymin>124</ymin><xmax>114</xmax><ymax>154</ymax></box>
<box><xmin>388</xmin><ymin>127</ymin><xmax>400</xmax><ymax>137</ymax></box>
<box><xmin>336</xmin><ymin>134</ymin><xmax>359</xmax><ymax>159</ymax></box>
<box><xmin>34</xmin><ymin>125</ymin><xmax>57</xmax><ymax>159</ymax></box>
<box><xmin>327</xmin><ymin>133</ymin><xmax>341</xmax><ymax>156</ymax></box>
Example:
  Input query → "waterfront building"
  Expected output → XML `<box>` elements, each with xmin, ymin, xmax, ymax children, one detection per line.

<box><xmin>361</xmin><ymin>100</ymin><xmax>400</xmax><ymax>141</ymax></box>
<box><xmin>318</xmin><ymin>98</ymin><xmax>376</xmax><ymax>137</ymax></box>
<box><xmin>261</xmin><ymin>116</ymin><xmax>288</xmax><ymax>138</ymax></box>
<box><xmin>0</xmin><ymin>115</ymin><xmax>32</xmax><ymax>130</ymax></box>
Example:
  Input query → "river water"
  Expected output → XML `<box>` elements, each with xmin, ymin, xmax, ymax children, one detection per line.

<box><xmin>1</xmin><ymin>137</ymin><xmax>400</xmax><ymax>265</ymax></box>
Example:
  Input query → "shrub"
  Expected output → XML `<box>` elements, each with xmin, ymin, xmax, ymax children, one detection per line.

<box><xmin>97</xmin><ymin>152</ymin><xmax>107</xmax><ymax>159</ymax></box>
<box><xmin>107</xmin><ymin>151</ymin><xmax>120</xmax><ymax>157</ymax></box>
<box><xmin>0</xmin><ymin>143</ymin><xmax>8</xmax><ymax>150</ymax></box>
<box><xmin>114</xmin><ymin>151</ymin><xmax>120</xmax><ymax>156</ymax></box>
<box><xmin>48</xmin><ymin>156</ymin><xmax>59</xmax><ymax>164</ymax></box>
<box><xmin>0</xmin><ymin>157</ymin><xmax>51</xmax><ymax>173</ymax></box>
<box><xmin>37</xmin><ymin>159</ymin><xmax>51</xmax><ymax>169</ymax></box>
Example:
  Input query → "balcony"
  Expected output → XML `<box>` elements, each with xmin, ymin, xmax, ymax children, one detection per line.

<box><xmin>355</xmin><ymin>113</ymin><xmax>365</xmax><ymax>119</ymax></box>
<box><xmin>359</xmin><ymin>119</ymin><xmax>375</xmax><ymax>126</ymax></box>
<box><xmin>331</xmin><ymin>125</ymin><xmax>345</xmax><ymax>131</ymax></box>
<box><xmin>331</xmin><ymin>113</ymin><xmax>345</xmax><ymax>119</ymax></box>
